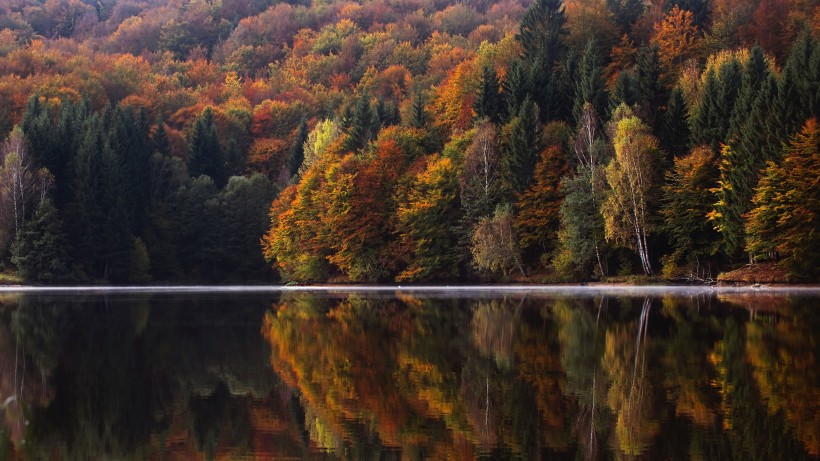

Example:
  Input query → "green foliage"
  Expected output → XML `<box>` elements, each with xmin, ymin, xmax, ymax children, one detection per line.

<box><xmin>554</xmin><ymin>168</ymin><xmax>604</xmax><ymax>280</ymax></box>
<box><xmin>11</xmin><ymin>199</ymin><xmax>71</xmax><ymax>284</ymax></box>
<box><xmin>661</xmin><ymin>147</ymin><xmax>719</xmax><ymax>272</ymax></box>
<box><xmin>188</xmin><ymin>107</ymin><xmax>226</xmax><ymax>187</ymax></box>
<box><xmin>474</xmin><ymin>65</ymin><xmax>504</xmax><ymax>124</ymax></box>
<box><xmin>573</xmin><ymin>40</ymin><xmax>607</xmax><ymax>125</ymax></box>
<box><xmin>745</xmin><ymin>118</ymin><xmax>820</xmax><ymax>279</ymax></box>
<box><xmin>502</xmin><ymin>99</ymin><xmax>542</xmax><ymax>195</ymax></box>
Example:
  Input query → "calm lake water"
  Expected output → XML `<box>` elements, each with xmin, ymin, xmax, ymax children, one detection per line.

<box><xmin>0</xmin><ymin>286</ymin><xmax>818</xmax><ymax>460</ymax></box>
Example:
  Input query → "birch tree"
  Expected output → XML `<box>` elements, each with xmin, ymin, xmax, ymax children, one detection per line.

<box><xmin>0</xmin><ymin>129</ymin><xmax>52</xmax><ymax>248</ymax></box>
<box><xmin>604</xmin><ymin>105</ymin><xmax>661</xmax><ymax>275</ymax></box>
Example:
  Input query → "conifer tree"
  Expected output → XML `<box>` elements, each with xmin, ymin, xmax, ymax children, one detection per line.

<box><xmin>518</xmin><ymin>0</ymin><xmax>567</xmax><ymax>68</ymax></box>
<box><xmin>502</xmin><ymin>99</ymin><xmax>543</xmax><ymax>194</ymax></box>
<box><xmin>573</xmin><ymin>40</ymin><xmax>607</xmax><ymax>125</ymax></box>
<box><xmin>343</xmin><ymin>95</ymin><xmax>376</xmax><ymax>152</ymax></box>
<box><xmin>661</xmin><ymin>146</ymin><xmax>719</xmax><ymax>272</ymax></box>
<box><xmin>409</xmin><ymin>91</ymin><xmax>428</xmax><ymax>129</ymax></box>
<box><xmin>502</xmin><ymin>60</ymin><xmax>531</xmax><ymax>120</ymax></box>
<box><xmin>660</xmin><ymin>87</ymin><xmax>691</xmax><ymax>158</ymax></box>
<box><xmin>474</xmin><ymin>65</ymin><xmax>504</xmax><ymax>124</ymax></box>
<box><xmin>746</xmin><ymin>118</ymin><xmax>820</xmax><ymax>279</ymax></box>
<box><xmin>288</xmin><ymin>118</ymin><xmax>308</xmax><ymax>179</ymax></box>
<box><xmin>11</xmin><ymin>199</ymin><xmax>71</xmax><ymax>284</ymax></box>
<box><xmin>188</xmin><ymin>107</ymin><xmax>226</xmax><ymax>187</ymax></box>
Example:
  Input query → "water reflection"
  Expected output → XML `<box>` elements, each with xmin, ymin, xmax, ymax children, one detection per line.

<box><xmin>0</xmin><ymin>290</ymin><xmax>817</xmax><ymax>460</ymax></box>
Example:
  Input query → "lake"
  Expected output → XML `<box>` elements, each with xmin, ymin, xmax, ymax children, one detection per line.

<box><xmin>0</xmin><ymin>286</ymin><xmax>818</xmax><ymax>460</ymax></box>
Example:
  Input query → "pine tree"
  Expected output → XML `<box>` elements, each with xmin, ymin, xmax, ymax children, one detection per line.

<box><xmin>745</xmin><ymin>118</ymin><xmax>820</xmax><ymax>279</ymax></box>
<box><xmin>518</xmin><ymin>0</ymin><xmax>567</xmax><ymax>68</ymax></box>
<box><xmin>606</xmin><ymin>0</ymin><xmax>643</xmax><ymax>33</ymax></box>
<box><xmin>409</xmin><ymin>91</ymin><xmax>428</xmax><ymax>129</ymax></box>
<box><xmin>728</xmin><ymin>46</ymin><xmax>769</xmax><ymax>141</ymax></box>
<box><xmin>343</xmin><ymin>95</ymin><xmax>376</xmax><ymax>152</ymax></box>
<box><xmin>661</xmin><ymin>146</ymin><xmax>719</xmax><ymax>272</ymax></box>
<box><xmin>660</xmin><ymin>87</ymin><xmax>691</xmax><ymax>158</ymax></box>
<box><xmin>573</xmin><ymin>40</ymin><xmax>607</xmax><ymax>125</ymax></box>
<box><xmin>474</xmin><ymin>65</ymin><xmax>504</xmax><ymax>124</ymax></box>
<box><xmin>502</xmin><ymin>99</ymin><xmax>543</xmax><ymax>194</ymax></box>
<box><xmin>11</xmin><ymin>199</ymin><xmax>71</xmax><ymax>284</ymax></box>
<box><xmin>633</xmin><ymin>45</ymin><xmax>667</xmax><ymax>130</ymax></box>
<box><xmin>288</xmin><ymin>118</ymin><xmax>308</xmax><ymax>179</ymax></box>
<box><xmin>188</xmin><ymin>107</ymin><xmax>226</xmax><ymax>187</ymax></box>
<box><xmin>502</xmin><ymin>60</ymin><xmax>531</xmax><ymax>120</ymax></box>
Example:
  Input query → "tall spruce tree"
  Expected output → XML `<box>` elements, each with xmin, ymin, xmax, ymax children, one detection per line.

<box><xmin>188</xmin><ymin>107</ymin><xmax>226</xmax><ymax>187</ymax></box>
<box><xmin>343</xmin><ymin>94</ymin><xmax>376</xmax><ymax>152</ymax></box>
<box><xmin>660</xmin><ymin>87</ymin><xmax>691</xmax><ymax>158</ymax></box>
<box><xmin>11</xmin><ymin>199</ymin><xmax>71</xmax><ymax>284</ymax></box>
<box><xmin>518</xmin><ymin>0</ymin><xmax>567</xmax><ymax>67</ymax></box>
<box><xmin>475</xmin><ymin>65</ymin><xmax>504</xmax><ymax>124</ymax></box>
<box><xmin>288</xmin><ymin>118</ymin><xmax>308</xmax><ymax>179</ymax></box>
<box><xmin>502</xmin><ymin>99</ymin><xmax>543</xmax><ymax>194</ymax></box>
<box><xmin>573</xmin><ymin>40</ymin><xmax>607</xmax><ymax>125</ymax></box>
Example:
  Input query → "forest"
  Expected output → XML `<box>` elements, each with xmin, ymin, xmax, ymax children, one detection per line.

<box><xmin>0</xmin><ymin>0</ymin><xmax>818</xmax><ymax>283</ymax></box>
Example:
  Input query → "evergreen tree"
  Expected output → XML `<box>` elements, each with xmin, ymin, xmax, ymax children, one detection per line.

<box><xmin>610</xmin><ymin>70</ymin><xmax>638</xmax><ymax>110</ymax></box>
<box><xmin>573</xmin><ymin>40</ymin><xmax>607</xmax><ymax>125</ymax></box>
<box><xmin>502</xmin><ymin>60</ymin><xmax>531</xmax><ymax>120</ymax></box>
<box><xmin>288</xmin><ymin>118</ymin><xmax>308</xmax><ymax>179</ymax></box>
<box><xmin>728</xmin><ymin>46</ymin><xmax>769</xmax><ymax>141</ymax></box>
<box><xmin>11</xmin><ymin>199</ymin><xmax>71</xmax><ymax>284</ymax></box>
<box><xmin>474</xmin><ymin>65</ymin><xmax>504</xmax><ymax>124</ymax></box>
<box><xmin>633</xmin><ymin>45</ymin><xmax>667</xmax><ymax>130</ymax></box>
<box><xmin>661</xmin><ymin>147</ymin><xmax>719</xmax><ymax>275</ymax></box>
<box><xmin>409</xmin><ymin>91</ymin><xmax>428</xmax><ymax>129</ymax></box>
<box><xmin>188</xmin><ymin>107</ymin><xmax>226</xmax><ymax>187</ymax></box>
<box><xmin>343</xmin><ymin>94</ymin><xmax>376</xmax><ymax>152</ymax></box>
<box><xmin>502</xmin><ymin>99</ymin><xmax>543</xmax><ymax>194</ymax></box>
<box><xmin>518</xmin><ymin>0</ymin><xmax>567</xmax><ymax>68</ymax></box>
<box><xmin>152</xmin><ymin>119</ymin><xmax>172</xmax><ymax>157</ymax></box>
<box><xmin>606</xmin><ymin>0</ymin><xmax>643</xmax><ymax>33</ymax></box>
<box><xmin>691</xmin><ymin>59</ymin><xmax>742</xmax><ymax>151</ymax></box>
<box><xmin>660</xmin><ymin>87</ymin><xmax>690</xmax><ymax>158</ymax></box>
<box><xmin>554</xmin><ymin>167</ymin><xmax>606</xmax><ymax>279</ymax></box>
<box><xmin>68</xmin><ymin>115</ymin><xmax>106</xmax><ymax>278</ymax></box>
<box><xmin>746</xmin><ymin>118</ymin><xmax>820</xmax><ymax>279</ymax></box>
<box><xmin>708</xmin><ymin>144</ymin><xmax>748</xmax><ymax>257</ymax></box>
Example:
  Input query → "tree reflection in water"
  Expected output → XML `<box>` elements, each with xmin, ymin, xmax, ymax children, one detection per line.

<box><xmin>0</xmin><ymin>289</ymin><xmax>816</xmax><ymax>460</ymax></box>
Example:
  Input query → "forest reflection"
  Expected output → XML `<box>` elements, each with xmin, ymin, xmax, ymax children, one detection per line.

<box><xmin>0</xmin><ymin>290</ymin><xmax>817</xmax><ymax>460</ymax></box>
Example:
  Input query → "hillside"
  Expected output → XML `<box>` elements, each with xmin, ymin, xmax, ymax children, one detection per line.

<box><xmin>0</xmin><ymin>0</ymin><xmax>818</xmax><ymax>283</ymax></box>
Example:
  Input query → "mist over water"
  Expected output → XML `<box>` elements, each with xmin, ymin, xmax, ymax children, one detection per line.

<box><xmin>0</xmin><ymin>288</ymin><xmax>817</xmax><ymax>460</ymax></box>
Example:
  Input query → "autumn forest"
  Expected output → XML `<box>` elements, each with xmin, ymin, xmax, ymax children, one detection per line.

<box><xmin>0</xmin><ymin>0</ymin><xmax>818</xmax><ymax>284</ymax></box>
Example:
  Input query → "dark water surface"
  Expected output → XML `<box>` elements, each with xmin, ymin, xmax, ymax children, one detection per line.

<box><xmin>0</xmin><ymin>287</ymin><xmax>818</xmax><ymax>460</ymax></box>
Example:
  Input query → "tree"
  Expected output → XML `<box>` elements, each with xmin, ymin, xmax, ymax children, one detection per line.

<box><xmin>188</xmin><ymin>107</ymin><xmax>226</xmax><ymax>187</ymax></box>
<box><xmin>0</xmin><ymin>129</ymin><xmax>51</xmax><ymax>242</ymax></box>
<box><xmin>661</xmin><ymin>146</ymin><xmax>719</xmax><ymax>276</ymax></box>
<box><xmin>604</xmin><ymin>105</ymin><xmax>662</xmax><ymax>275</ymax></box>
<box><xmin>660</xmin><ymin>87</ymin><xmax>691</xmax><ymax>158</ymax></box>
<box><xmin>518</xmin><ymin>0</ymin><xmax>567</xmax><ymax>69</ymax></box>
<box><xmin>288</xmin><ymin>118</ymin><xmax>308</xmax><ymax>179</ymax></box>
<box><xmin>502</xmin><ymin>99</ymin><xmax>542</xmax><ymax>194</ymax></box>
<box><xmin>471</xmin><ymin>204</ymin><xmax>525</xmax><ymax>277</ymax></box>
<box><xmin>514</xmin><ymin>145</ymin><xmax>568</xmax><ymax>260</ymax></box>
<box><xmin>11</xmin><ymin>199</ymin><xmax>70</xmax><ymax>284</ymax></box>
<box><xmin>396</xmin><ymin>156</ymin><xmax>460</xmax><ymax>282</ymax></box>
<box><xmin>653</xmin><ymin>6</ymin><xmax>701</xmax><ymax>85</ymax></box>
<box><xmin>474</xmin><ymin>66</ymin><xmax>503</xmax><ymax>124</ymax></box>
<box><xmin>573</xmin><ymin>40</ymin><xmax>607</xmax><ymax>125</ymax></box>
<box><xmin>343</xmin><ymin>94</ymin><xmax>377</xmax><ymax>152</ymax></box>
<box><xmin>745</xmin><ymin>118</ymin><xmax>820</xmax><ymax>279</ymax></box>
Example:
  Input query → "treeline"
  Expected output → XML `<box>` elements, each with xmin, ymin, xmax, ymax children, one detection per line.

<box><xmin>2</xmin><ymin>101</ymin><xmax>275</xmax><ymax>283</ymax></box>
<box><xmin>263</xmin><ymin>0</ymin><xmax>820</xmax><ymax>283</ymax></box>
<box><xmin>0</xmin><ymin>0</ymin><xmax>819</xmax><ymax>283</ymax></box>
